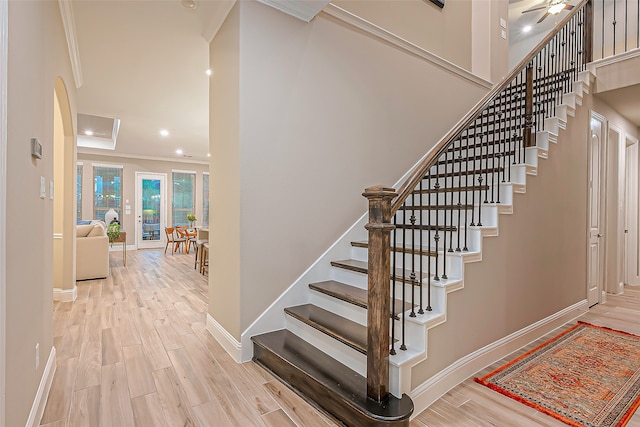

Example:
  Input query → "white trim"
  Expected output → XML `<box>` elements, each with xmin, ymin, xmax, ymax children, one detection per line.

<box><xmin>90</xmin><ymin>162</ymin><xmax>123</xmax><ymax>169</ymax></box>
<box><xmin>58</xmin><ymin>0</ymin><xmax>83</xmax><ymax>88</ymax></box>
<box><xmin>321</xmin><ymin>4</ymin><xmax>493</xmax><ymax>90</ymax></box>
<box><xmin>76</xmin><ymin>161</ymin><xmax>83</xmax><ymax>166</ymax></box>
<box><xmin>591</xmin><ymin>47</ymin><xmax>640</xmax><ymax>68</ymax></box>
<box><xmin>0</xmin><ymin>0</ymin><xmax>7</xmax><ymax>423</ymax></box>
<box><xmin>257</xmin><ymin>0</ymin><xmax>330</xmax><ymax>22</ymax></box>
<box><xmin>25</xmin><ymin>347</ymin><xmax>56</xmax><ymax>427</ymax></box>
<box><xmin>171</xmin><ymin>169</ymin><xmax>197</xmax><ymax>174</ymax></box>
<box><xmin>203</xmin><ymin>172</ymin><xmax>210</xmax><ymax>176</ymax></box>
<box><xmin>409</xmin><ymin>300</ymin><xmax>589</xmax><ymax>418</ymax></box>
<box><xmin>206</xmin><ymin>313</ymin><xmax>242</xmax><ymax>363</ymax></box>
<box><xmin>53</xmin><ymin>285</ymin><xmax>77</xmax><ymax>302</ymax></box>
<box><xmin>53</xmin><ymin>233</ymin><xmax>63</xmax><ymax>240</ymax></box>
<box><xmin>77</xmin><ymin>148</ymin><xmax>209</xmax><ymax>166</ymax></box>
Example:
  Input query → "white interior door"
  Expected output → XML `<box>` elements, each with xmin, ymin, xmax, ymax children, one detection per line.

<box><xmin>135</xmin><ymin>172</ymin><xmax>167</xmax><ymax>249</ymax></box>
<box><xmin>588</xmin><ymin>114</ymin><xmax>605</xmax><ymax>306</ymax></box>
<box><xmin>624</xmin><ymin>138</ymin><xmax>640</xmax><ymax>286</ymax></box>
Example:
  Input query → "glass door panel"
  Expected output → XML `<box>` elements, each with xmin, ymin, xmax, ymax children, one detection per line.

<box><xmin>136</xmin><ymin>172</ymin><xmax>166</xmax><ymax>249</ymax></box>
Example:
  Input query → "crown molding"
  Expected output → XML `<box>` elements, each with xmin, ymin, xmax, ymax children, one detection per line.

<box><xmin>58</xmin><ymin>0</ymin><xmax>83</xmax><ymax>88</ymax></box>
<box><xmin>77</xmin><ymin>148</ymin><xmax>209</xmax><ymax>165</ymax></box>
<box><xmin>256</xmin><ymin>0</ymin><xmax>330</xmax><ymax>23</ymax></box>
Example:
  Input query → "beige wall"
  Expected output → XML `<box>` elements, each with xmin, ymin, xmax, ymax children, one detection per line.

<box><xmin>411</xmin><ymin>91</ymin><xmax>593</xmax><ymax>386</ymax></box>
<box><xmin>333</xmin><ymin>0</ymin><xmax>472</xmax><ymax>71</ymax></box>
<box><xmin>210</xmin><ymin>3</ymin><xmax>241</xmax><ymax>338</ymax></box>
<box><xmin>5</xmin><ymin>1</ymin><xmax>77</xmax><ymax>425</ymax></box>
<box><xmin>209</xmin><ymin>0</ymin><xmax>490</xmax><ymax>340</ymax></box>
<box><xmin>77</xmin><ymin>153</ymin><xmax>209</xmax><ymax>245</ymax></box>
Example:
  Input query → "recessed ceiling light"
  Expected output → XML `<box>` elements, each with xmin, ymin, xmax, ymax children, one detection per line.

<box><xmin>176</xmin><ymin>149</ymin><xmax>183</xmax><ymax>155</ymax></box>
<box><xmin>523</xmin><ymin>25</ymin><xmax>532</xmax><ymax>33</ymax></box>
<box><xmin>84</xmin><ymin>130</ymin><xmax>94</xmax><ymax>136</ymax></box>
<box><xmin>207</xmin><ymin>153</ymin><xmax>211</xmax><ymax>157</ymax></box>
<box><xmin>205</xmin><ymin>68</ymin><xmax>212</xmax><ymax>76</ymax></box>
<box><xmin>160</xmin><ymin>129</ymin><xmax>169</xmax><ymax>137</ymax></box>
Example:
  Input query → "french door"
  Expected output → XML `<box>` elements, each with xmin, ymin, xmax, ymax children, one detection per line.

<box><xmin>135</xmin><ymin>172</ymin><xmax>167</xmax><ymax>249</ymax></box>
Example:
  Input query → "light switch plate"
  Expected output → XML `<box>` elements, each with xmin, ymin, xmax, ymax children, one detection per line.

<box><xmin>501</xmin><ymin>29</ymin><xmax>507</xmax><ymax>40</ymax></box>
<box><xmin>40</xmin><ymin>176</ymin><xmax>46</xmax><ymax>199</ymax></box>
<box><xmin>50</xmin><ymin>181</ymin><xmax>54</xmax><ymax>200</ymax></box>
<box><xmin>500</xmin><ymin>18</ymin><xmax>506</xmax><ymax>29</ymax></box>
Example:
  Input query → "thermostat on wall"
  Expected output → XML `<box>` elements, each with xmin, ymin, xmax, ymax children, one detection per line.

<box><xmin>31</xmin><ymin>138</ymin><xmax>43</xmax><ymax>159</ymax></box>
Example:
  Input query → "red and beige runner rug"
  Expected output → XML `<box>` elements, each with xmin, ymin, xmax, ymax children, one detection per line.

<box><xmin>475</xmin><ymin>322</ymin><xmax>640</xmax><ymax>427</ymax></box>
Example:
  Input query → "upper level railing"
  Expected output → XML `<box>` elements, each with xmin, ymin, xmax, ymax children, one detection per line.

<box><xmin>593</xmin><ymin>0</ymin><xmax>640</xmax><ymax>59</ymax></box>
<box><xmin>362</xmin><ymin>0</ymin><xmax>594</xmax><ymax>403</ymax></box>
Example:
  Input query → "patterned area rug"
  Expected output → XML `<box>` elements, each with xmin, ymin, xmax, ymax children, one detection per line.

<box><xmin>475</xmin><ymin>322</ymin><xmax>640</xmax><ymax>427</ymax></box>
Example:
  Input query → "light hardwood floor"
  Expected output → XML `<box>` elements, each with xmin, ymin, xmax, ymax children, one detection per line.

<box><xmin>41</xmin><ymin>249</ymin><xmax>640</xmax><ymax>426</ymax></box>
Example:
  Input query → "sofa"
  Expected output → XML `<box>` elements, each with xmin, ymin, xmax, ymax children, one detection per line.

<box><xmin>76</xmin><ymin>220</ymin><xmax>109</xmax><ymax>280</ymax></box>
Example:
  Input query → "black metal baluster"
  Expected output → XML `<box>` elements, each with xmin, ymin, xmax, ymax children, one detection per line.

<box><xmin>470</xmin><ymin>130</ymin><xmax>477</xmax><ymax>227</ymax></box>
<box><xmin>410</xmin><ymin>203</ymin><xmax>416</xmax><ymax>318</ymax></box>
<box><xmin>400</xmin><ymin>206</ymin><xmax>407</xmax><ymax>351</ymax></box>
<box><xmin>625</xmin><ymin>0</ymin><xmax>628</xmax><ymax>52</ymax></box>
<box><xmin>390</xmin><ymin>216</ymin><xmax>397</xmax><ymax>356</ymax></box>
<box><xmin>614</xmin><ymin>0</ymin><xmax>617</xmax><ymax>55</ymax></box>
<box><xmin>426</xmin><ymin>173</ymin><xmax>432</xmax><ymax>311</ymax></box>
<box><xmin>463</xmin><ymin>130</ymin><xmax>470</xmax><ymax>252</ymax></box>
<box><xmin>433</xmin><ymin>173</ymin><xmax>440</xmax><ymax>282</ymax></box>
<box><xmin>456</xmin><ymin>136</ymin><xmax>462</xmax><ymax>252</ymax></box>
<box><xmin>418</xmin><ymin>180</ymin><xmax>426</xmax><ymax>314</ymax></box>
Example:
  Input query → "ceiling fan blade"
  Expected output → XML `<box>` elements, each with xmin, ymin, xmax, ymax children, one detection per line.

<box><xmin>522</xmin><ymin>5</ymin><xmax>549</xmax><ymax>13</ymax></box>
<box><xmin>537</xmin><ymin>12</ymin><xmax>550</xmax><ymax>23</ymax></box>
<box><xmin>565</xmin><ymin>4</ymin><xmax>575</xmax><ymax>10</ymax></box>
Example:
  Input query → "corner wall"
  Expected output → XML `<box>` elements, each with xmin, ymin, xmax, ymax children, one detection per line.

<box><xmin>5</xmin><ymin>1</ymin><xmax>77</xmax><ymax>425</ymax></box>
<box><xmin>209</xmin><ymin>0</ymin><xmax>490</xmax><ymax>340</ymax></box>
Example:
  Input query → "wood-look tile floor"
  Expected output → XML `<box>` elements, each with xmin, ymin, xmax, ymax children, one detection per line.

<box><xmin>41</xmin><ymin>249</ymin><xmax>640</xmax><ymax>426</ymax></box>
<box><xmin>41</xmin><ymin>249</ymin><xmax>339</xmax><ymax>427</ymax></box>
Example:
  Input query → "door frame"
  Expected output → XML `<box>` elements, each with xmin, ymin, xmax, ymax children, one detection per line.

<box><xmin>0</xmin><ymin>1</ymin><xmax>7</xmax><ymax>423</ymax></box>
<box><xmin>624</xmin><ymin>134</ymin><xmax>640</xmax><ymax>286</ymax></box>
<box><xmin>135</xmin><ymin>172</ymin><xmax>167</xmax><ymax>249</ymax></box>
<box><xmin>607</xmin><ymin>123</ymin><xmax>625</xmax><ymax>294</ymax></box>
<box><xmin>588</xmin><ymin>111</ymin><xmax>607</xmax><ymax>305</ymax></box>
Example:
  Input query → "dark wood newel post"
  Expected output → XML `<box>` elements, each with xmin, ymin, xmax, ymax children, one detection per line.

<box><xmin>584</xmin><ymin>0</ymin><xmax>593</xmax><ymax>63</ymax></box>
<box><xmin>363</xmin><ymin>185</ymin><xmax>397</xmax><ymax>403</ymax></box>
<box><xmin>524</xmin><ymin>63</ymin><xmax>534</xmax><ymax>148</ymax></box>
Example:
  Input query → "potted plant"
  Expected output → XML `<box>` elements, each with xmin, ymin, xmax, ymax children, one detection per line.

<box><xmin>107</xmin><ymin>222</ymin><xmax>121</xmax><ymax>245</ymax></box>
<box><xmin>187</xmin><ymin>213</ymin><xmax>197</xmax><ymax>228</ymax></box>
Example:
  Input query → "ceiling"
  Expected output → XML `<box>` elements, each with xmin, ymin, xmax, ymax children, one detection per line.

<box><xmin>71</xmin><ymin>0</ymin><xmax>636</xmax><ymax>165</ymax></box>
<box><xmin>72</xmin><ymin>0</ymin><xmax>234</xmax><ymax>163</ymax></box>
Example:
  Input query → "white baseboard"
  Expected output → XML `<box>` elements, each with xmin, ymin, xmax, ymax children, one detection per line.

<box><xmin>409</xmin><ymin>299</ymin><xmax>589</xmax><ymax>418</ymax></box>
<box><xmin>206</xmin><ymin>314</ymin><xmax>242</xmax><ymax>363</ymax></box>
<box><xmin>53</xmin><ymin>285</ymin><xmax>77</xmax><ymax>302</ymax></box>
<box><xmin>26</xmin><ymin>347</ymin><xmax>56</xmax><ymax>427</ymax></box>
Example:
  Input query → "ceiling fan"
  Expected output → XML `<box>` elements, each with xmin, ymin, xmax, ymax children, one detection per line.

<box><xmin>522</xmin><ymin>0</ymin><xmax>574</xmax><ymax>23</ymax></box>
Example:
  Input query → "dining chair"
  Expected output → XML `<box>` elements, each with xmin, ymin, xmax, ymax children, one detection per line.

<box><xmin>164</xmin><ymin>227</ymin><xmax>186</xmax><ymax>255</ymax></box>
<box><xmin>175</xmin><ymin>226</ymin><xmax>195</xmax><ymax>254</ymax></box>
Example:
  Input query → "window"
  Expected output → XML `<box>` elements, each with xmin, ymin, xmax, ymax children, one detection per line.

<box><xmin>77</xmin><ymin>164</ymin><xmax>83</xmax><ymax>220</ymax></box>
<box><xmin>202</xmin><ymin>172</ymin><xmax>209</xmax><ymax>227</ymax></box>
<box><xmin>172</xmin><ymin>171</ymin><xmax>195</xmax><ymax>226</ymax></box>
<box><xmin>93</xmin><ymin>165</ymin><xmax>122</xmax><ymax>221</ymax></box>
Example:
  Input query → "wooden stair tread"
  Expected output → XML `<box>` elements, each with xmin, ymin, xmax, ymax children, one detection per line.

<box><xmin>351</xmin><ymin>241</ymin><xmax>437</xmax><ymax>257</ymax></box>
<box><xmin>251</xmin><ymin>330</ymin><xmax>413</xmax><ymax>425</ymax></box>
<box><xmin>413</xmin><ymin>185</ymin><xmax>489</xmax><ymax>194</ymax></box>
<box><xmin>285</xmin><ymin>304</ymin><xmax>367</xmax><ymax>354</ymax></box>
<box><xmin>309</xmin><ymin>280</ymin><xmax>413</xmax><ymax>316</ymax></box>
<box><xmin>398</xmin><ymin>204</ymin><xmax>474</xmax><ymax>211</ymax></box>
<box><xmin>331</xmin><ymin>259</ymin><xmax>428</xmax><ymax>284</ymax></box>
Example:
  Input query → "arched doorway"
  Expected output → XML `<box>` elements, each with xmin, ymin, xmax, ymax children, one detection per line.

<box><xmin>52</xmin><ymin>78</ymin><xmax>77</xmax><ymax>302</ymax></box>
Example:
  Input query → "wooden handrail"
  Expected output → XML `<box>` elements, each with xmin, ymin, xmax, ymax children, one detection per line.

<box><xmin>390</xmin><ymin>0</ymin><xmax>591</xmax><ymax>214</ymax></box>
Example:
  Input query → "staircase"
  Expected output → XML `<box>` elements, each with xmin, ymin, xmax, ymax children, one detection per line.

<box><xmin>251</xmin><ymin>2</ymin><xmax>595</xmax><ymax>426</ymax></box>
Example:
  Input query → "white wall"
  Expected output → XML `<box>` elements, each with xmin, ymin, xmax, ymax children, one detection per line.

<box><xmin>209</xmin><ymin>0</ymin><xmax>491</xmax><ymax>340</ymax></box>
<box><xmin>5</xmin><ymin>1</ymin><xmax>76</xmax><ymax>425</ymax></box>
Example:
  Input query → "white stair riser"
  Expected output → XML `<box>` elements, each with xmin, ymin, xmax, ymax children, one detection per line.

<box><xmin>309</xmin><ymin>289</ymin><xmax>368</xmax><ymax>326</ymax></box>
